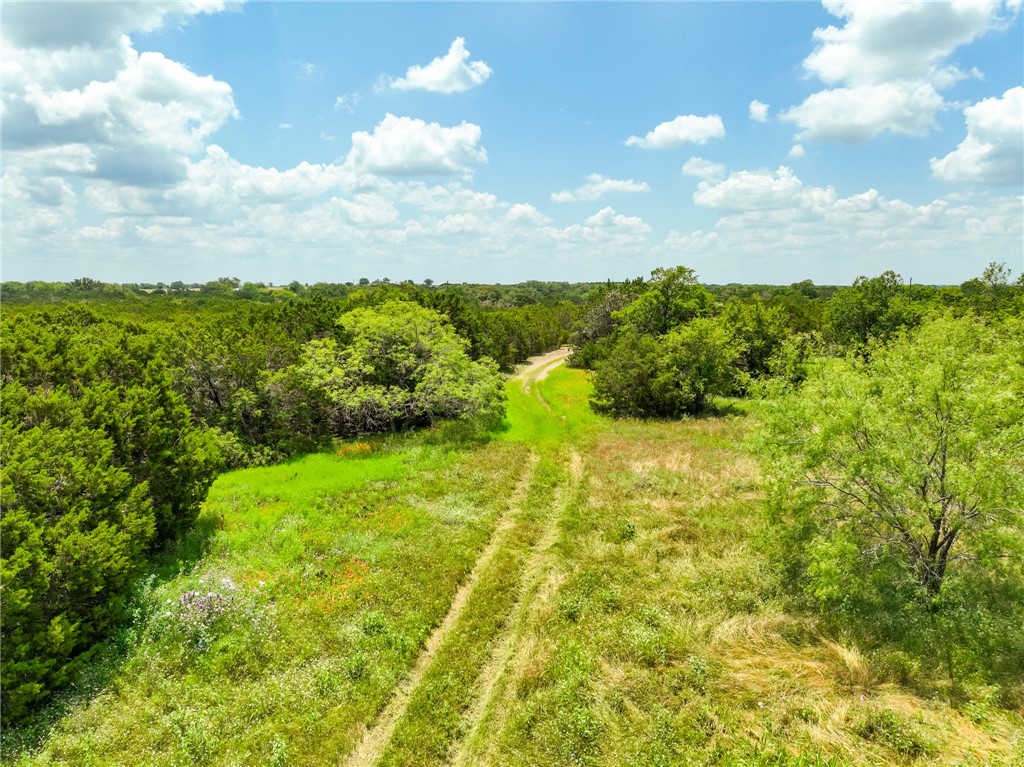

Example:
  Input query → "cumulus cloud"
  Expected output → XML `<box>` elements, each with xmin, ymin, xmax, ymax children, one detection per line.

<box><xmin>584</xmin><ymin>207</ymin><xmax>651</xmax><ymax>232</ymax></box>
<box><xmin>749</xmin><ymin>100</ymin><xmax>769</xmax><ymax>122</ymax></box>
<box><xmin>783</xmin><ymin>81</ymin><xmax>944</xmax><ymax>143</ymax></box>
<box><xmin>803</xmin><ymin>0</ymin><xmax>1002</xmax><ymax>87</ymax></box>
<box><xmin>4</xmin><ymin>41</ymin><xmax>237</xmax><ymax>187</ymax></box>
<box><xmin>659</xmin><ymin>164</ymin><xmax>1023</xmax><ymax>283</ymax></box>
<box><xmin>788</xmin><ymin>144</ymin><xmax>806</xmax><ymax>159</ymax></box>
<box><xmin>693</xmin><ymin>166</ymin><xmax>805</xmax><ymax>210</ymax></box>
<box><xmin>625</xmin><ymin>114</ymin><xmax>724</xmax><ymax>149</ymax></box>
<box><xmin>505</xmin><ymin>203</ymin><xmax>551</xmax><ymax>226</ymax></box>
<box><xmin>342</xmin><ymin>114</ymin><xmax>487</xmax><ymax>178</ymax></box>
<box><xmin>551</xmin><ymin>173</ymin><xmax>650</xmax><ymax>203</ymax></box>
<box><xmin>2</xmin><ymin>2</ymin><xmax>658</xmax><ymax>282</ymax></box>
<box><xmin>931</xmin><ymin>86</ymin><xmax>1024</xmax><ymax>185</ymax></box>
<box><xmin>1</xmin><ymin>1</ymin><xmax>229</xmax><ymax>49</ymax></box>
<box><xmin>555</xmin><ymin>207</ymin><xmax>653</xmax><ymax>252</ymax></box>
<box><xmin>390</xmin><ymin>37</ymin><xmax>492</xmax><ymax>93</ymax></box>
<box><xmin>681</xmin><ymin>157</ymin><xmax>726</xmax><ymax>180</ymax></box>
<box><xmin>782</xmin><ymin>0</ymin><xmax>1015</xmax><ymax>144</ymax></box>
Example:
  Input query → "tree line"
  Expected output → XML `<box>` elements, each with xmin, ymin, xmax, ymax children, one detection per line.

<box><xmin>565</xmin><ymin>262</ymin><xmax>1023</xmax><ymax>688</ymax></box>
<box><xmin>0</xmin><ymin>285</ymin><xmax>569</xmax><ymax>720</ymax></box>
<box><xmin>2</xmin><ymin>264</ymin><xmax>1021</xmax><ymax>719</ymax></box>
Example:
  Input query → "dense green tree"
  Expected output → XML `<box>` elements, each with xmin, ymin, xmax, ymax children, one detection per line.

<box><xmin>1</xmin><ymin>309</ymin><xmax>222</xmax><ymax>720</ymax></box>
<box><xmin>613</xmin><ymin>266</ymin><xmax>710</xmax><ymax>336</ymax></box>
<box><xmin>960</xmin><ymin>262</ymin><xmax>1021</xmax><ymax>317</ymax></box>
<box><xmin>591</xmin><ymin>318</ymin><xmax>737</xmax><ymax>417</ymax></box>
<box><xmin>759</xmin><ymin>315</ymin><xmax>1024</xmax><ymax>611</ymax></box>
<box><xmin>660</xmin><ymin>318</ymin><xmax>740</xmax><ymax>412</ymax></box>
<box><xmin>589</xmin><ymin>331</ymin><xmax>666</xmax><ymax>417</ymax></box>
<box><xmin>296</xmin><ymin>300</ymin><xmax>505</xmax><ymax>434</ymax></box>
<box><xmin>717</xmin><ymin>296</ymin><xmax>789</xmax><ymax>384</ymax></box>
<box><xmin>824</xmin><ymin>271</ymin><xmax>920</xmax><ymax>349</ymax></box>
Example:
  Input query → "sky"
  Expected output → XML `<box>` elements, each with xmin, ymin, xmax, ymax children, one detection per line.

<box><xmin>3</xmin><ymin>1</ymin><xmax>1022</xmax><ymax>286</ymax></box>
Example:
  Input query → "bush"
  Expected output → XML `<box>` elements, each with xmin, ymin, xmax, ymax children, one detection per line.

<box><xmin>757</xmin><ymin>314</ymin><xmax>1024</xmax><ymax>680</ymax></box>
<box><xmin>591</xmin><ymin>319</ymin><xmax>737</xmax><ymax>417</ymax></box>
<box><xmin>854</xmin><ymin>708</ymin><xmax>935</xmax><ymax>759</ymax></box>
<box><xmin>0</xmin><ymin>310</ymin><xmax>222</xmax><ymax>721</ymax></box>
<box><xmin>296</xmin><ymin>300</ymin><xmax>506</xmax><ymax>435</ymax></box>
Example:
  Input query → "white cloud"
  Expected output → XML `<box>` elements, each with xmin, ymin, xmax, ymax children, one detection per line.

<box><xmin>625</xmin><ymin>114</ymin><xmax>724</xmax><ymax>149</ymax></box>
<box><xmin>5</xmin><ymin>41</ymin><xmax>237</xmax><ymax>186</ymax></box>
<box><xmin>400</xmin><ymin>184</ymin><xmax>498</xmax><ymax>213</ymax></box>
<box><xmin>278</xmin><ymin>122</ymin><xmax>293</xmax><ymax>130</ymax></box>
<box><xmin>749</xmin><ymin>100</ymin><xmax>769</xmax><ymax>122</ymax></box>
<box><xmin>693</xmin><ymin>166</ymin><xmax>805</xmax><ymax>210</ymax></box>
<box><xmin>505</xmin><ymin>203</ymin><xmax>551</xmax><ymax>226</ymax></box>
<box><xmin>2</xmin><ymin>1</ymin><xmax>229</xmax><ymax>49</ymax></box>
<box><xmin>783</xmin><ymin>81</ymin><xmax>944</xmax><ymax>143</ymax></box>
<box><xmin>660</xmin><ymin>165</ymin><xmax>1023</xmax><ymax>283</ymax></box>
<box><xmin>557</xmin><ymin>207</ymin><xmax>653</xmax><ymax>251</ymax></box>
<box><xmin>551</xmin><ymin>173</ymin><xmax>650</xmax><ymax>203</ymax></box>
<box><xmin>788</xmin><ymin>144</ymin><xmax>806</xmax><ymax>159</ymax></box>
<box><xmin>804</xmin><ymin>0</ymin><xmax>1002</xmax><ymax>87</ymax></box>
<box><xmin>342</xmin><ymin>114</ymin><xmax>487</xmax><ymax>178</ymax></box>
<box><xmin>584</xmin><ymin>207</ymin><xmax>651</xmax><ymax>232</ymax></box>
<box><xmin>334</xmin><ymin>92</ymin><xmax>361</xmax><ymax>113</ymax></box>
<box><xmin>782</xmin><ymin>0</ymin><xmax>1015</xmax><ymax>144</ymax></box>
<box><xmin>931</xmin><ymin>86</ymin><xmax>1024</xmax><ymax>186</ymax></box>
<box><xmin>390</xmin><ymin>37</ymin><xmax>492</xmax><ymax>94</ymax></box>
<box><xmin>681</xmin><ymin>157</ymin><xmax>726</xmax><ymax>180</ymax></box>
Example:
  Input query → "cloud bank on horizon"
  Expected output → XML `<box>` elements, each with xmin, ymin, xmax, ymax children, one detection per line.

<box><xmin>2</xmin><ymin>0</ymin><xmax>1021</xmax><ymax>285</ymax></box>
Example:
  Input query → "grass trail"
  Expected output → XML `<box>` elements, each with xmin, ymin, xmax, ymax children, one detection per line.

<box><xmin>6</xmin><ymin>349</ymin><xmax>1022</xmax><ymax>767</ymax></box>
<box><xmin>364</xmin><ymin>347</ymin><xmax>581</xmax><ymax>766</ymax></box>
<box><xmin>344</xmin><ymin>450</ymin><xmax>539</xmax><ymax>767</ymax></box>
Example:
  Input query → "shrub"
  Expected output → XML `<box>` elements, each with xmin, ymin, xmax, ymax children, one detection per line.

<box><xmin>0</xmin><ymin>310</ymin><xmax>222</xmax><ymax>721</ymax></box>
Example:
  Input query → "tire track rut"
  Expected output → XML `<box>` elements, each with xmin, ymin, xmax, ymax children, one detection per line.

<box><xmin>343</xmin><ymin>451</ymin><xmax>538</xmax><ymax>767</ymax></box>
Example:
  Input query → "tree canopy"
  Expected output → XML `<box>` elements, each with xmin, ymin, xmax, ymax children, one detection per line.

<box><xmin>759</xmin><ymin>315</ymin><xmax>1024</xmax><ymax>612</ymax></box>
<box><xmin>297</xmin><ymin>300</ymin><xmax>505</xmax><ymax>435</ymax></box>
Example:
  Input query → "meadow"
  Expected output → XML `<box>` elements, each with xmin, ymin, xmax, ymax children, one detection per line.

<box><xmin>5</xmin><ymin>354</ymin><xmax>1021</xmax><ymax>767</ymax></box>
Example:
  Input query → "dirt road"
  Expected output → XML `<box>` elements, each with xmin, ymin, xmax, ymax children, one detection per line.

<box><xmin>512</xmin><ymin>346</ymin><xmax>572</xmax><ymax>392</ymax></box>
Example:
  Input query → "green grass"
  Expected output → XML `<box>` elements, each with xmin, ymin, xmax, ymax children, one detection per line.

<box><xmin>4</xmin><ymin>434</ymin><xmax>530</xmax><ymax>766</ymax></box>
<box><xmin>6</xmin><ymin>364</ymin><xmax>1023</xmax><ymax>767</ymax></box>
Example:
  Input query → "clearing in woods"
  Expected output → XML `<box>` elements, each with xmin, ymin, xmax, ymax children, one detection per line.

<box><xmin>8</xmin><ymin>351</ymin><xmax>1022</xmax><ymax>767</ymax></box>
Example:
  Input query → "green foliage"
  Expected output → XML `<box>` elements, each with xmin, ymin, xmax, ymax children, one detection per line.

<box><xmin>824</xmin><ymin>271</ymin><xmax>921</xmax><ymax>349</ymax></box>
<box><xmin>166</xmin><ymin>306</ymin><xmax>334</xmax><ymax>464</ymax></box>
<box><xmin>960</xmin><ymin>261</ymin><xmax>1023</xmax><ymax>317</ymax></box>
<box><xmin>475</xmin><ymin>303</ymin><xmax>575</xmax><ymax>371</ymax></box>
<box><xmin>297</xmin><ymin>300</ymin><xmax>506</xmax><ymax>435</ymax></box>
<box><xmin>766</xmin><ymin>332</ymin><xmax>818</xmax><ymax>387</ymax></box>
<box><xmin>612</xmin><ymin>266</ymin><xmax>710</xmax><ymax>336</ymax></box>
<box><xmin>591</xmin><ymin>318</ymin><xmax>737</xmax><ymax>417</ymax></box>
<box><xmin>718</xmin><ymin>297</ymin><xmax>790</xmax><ymax>383</ymax></box>
<box><xmin>853</xmin><ymin>708</ymin><xmax>936</xmax><ymax>759</ymax></box>
<box><xmin>758</xmin><ymin>315</ymin><xmax>1024</xmax><ymax>678</ymax></box>
<box><xmin>1</xmin><ymin>309</ymin><xmax>222</xmax><ymax>721</ymax></box>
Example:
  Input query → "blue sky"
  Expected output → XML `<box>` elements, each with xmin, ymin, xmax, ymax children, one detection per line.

<box><xmin>3</xmin><ymin>1</ymin><xmax>1022</xmax><ymax>285</ymax></box>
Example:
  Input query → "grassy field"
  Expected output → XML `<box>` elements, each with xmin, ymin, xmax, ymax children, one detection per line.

<box><xmin>5</xmin><ymin>356</ymin><xmax>1023</xmax><ymax>766</ymax></box>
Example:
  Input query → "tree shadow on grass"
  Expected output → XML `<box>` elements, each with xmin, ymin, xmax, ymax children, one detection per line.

<box><xmin>591</xmin><ymin>398</ymin><xmax>751</xmax><ymax>423</ymax></box>
<box><xmin>0</xmin><ymin>515</ymin><xmax>218</xmax><ymax>756</ymax></box>
<box><xmin>421</xmin><ymin>414</ymin><xmax>508</xmax><ymax>450</ymax></box>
